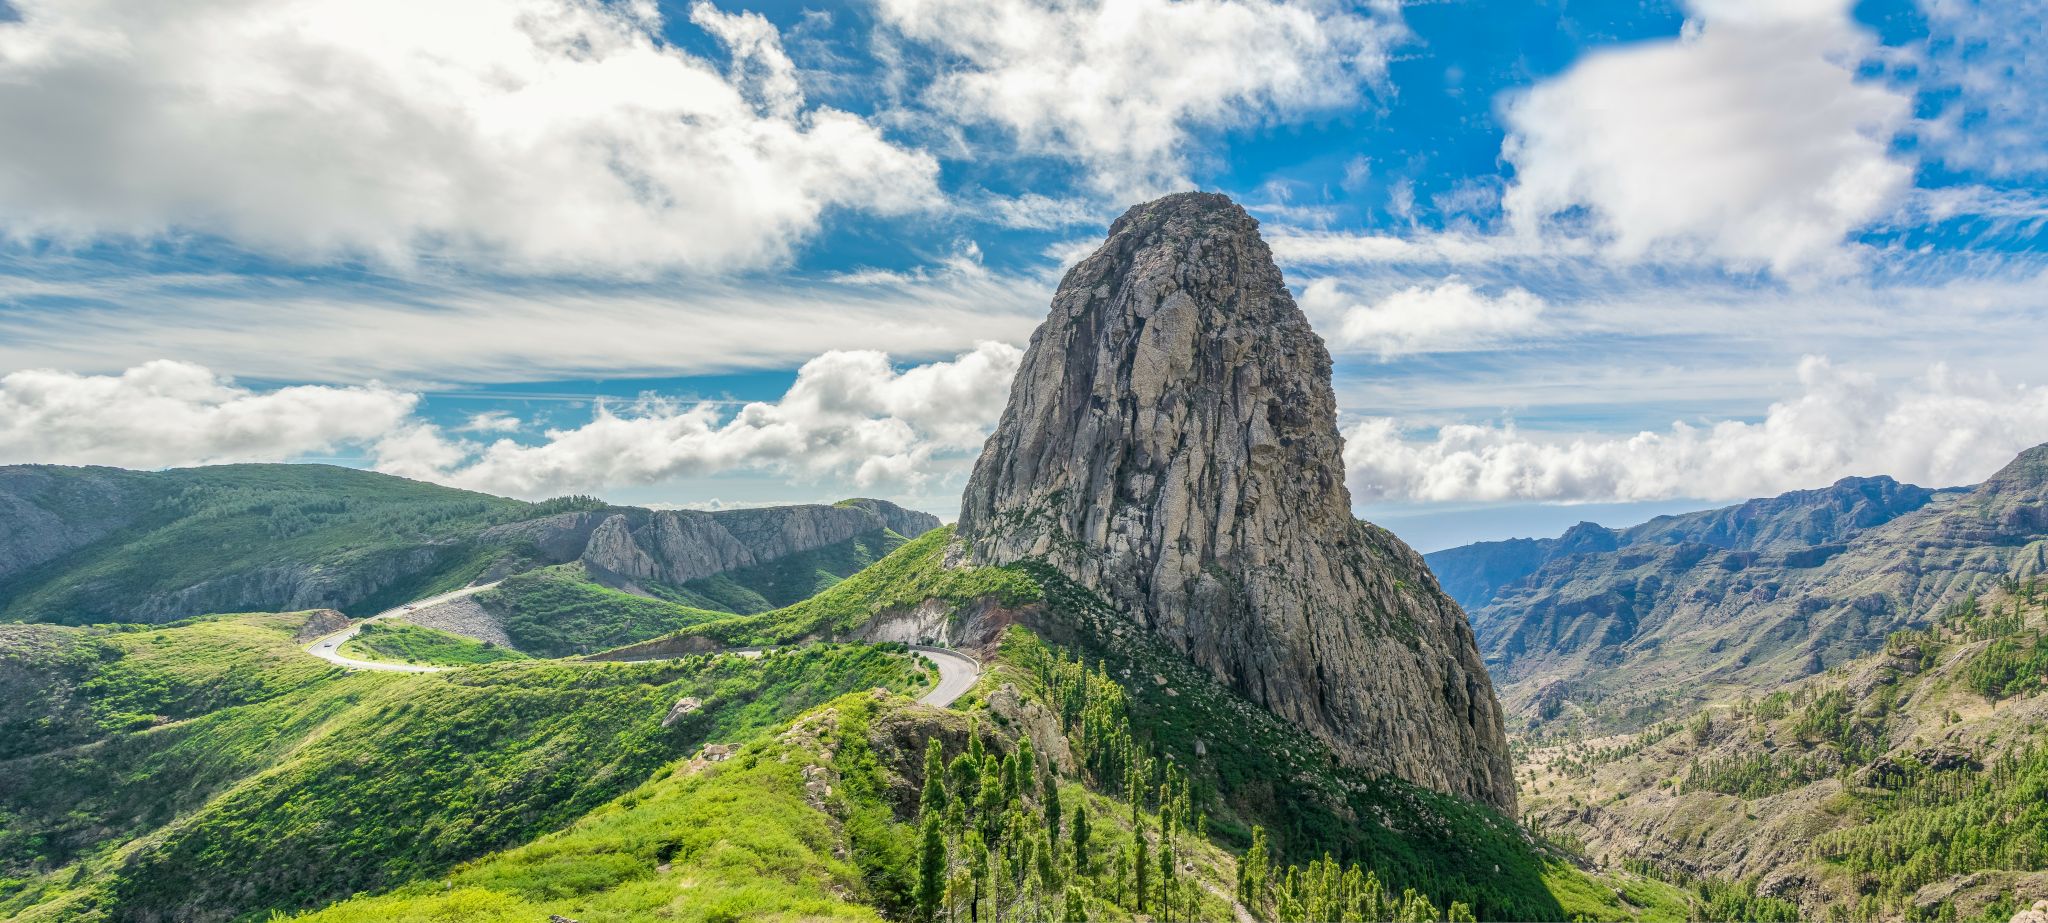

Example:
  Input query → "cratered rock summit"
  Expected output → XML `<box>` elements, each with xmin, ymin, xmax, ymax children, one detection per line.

<box><xmin>956</xmin><ymin>191</ymin><xmax>1516</xmax><ymax>811</ymax></box>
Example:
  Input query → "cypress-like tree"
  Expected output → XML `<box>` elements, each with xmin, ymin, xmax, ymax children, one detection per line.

<box><xmin>1071</xmin><ymin>802</ymin><xmax>1092</xmax><ymax>870</ymax></box>
<box><xmin>951</xmin><ymin>752</ymin><xmax>981</xmax><ymax>806</ymax></box>
<box><xmin>1133</xmin><ymin>838</ymin><xmax>1149</xmax><ymax>913</ymax></box>
<box><xmin>978</xmin><ymin>757</ymin><xmax>1005</xmax><ymax>838</ymax></box>
<box><xmin>917</xmin><ymin>812</ymin><xmax>947</xmax><ymax>922</ymax></box>
<box><xmin>1045</xmin><ymin>778</ymin><xmax>1063</xmax><ymax>845</ymax></box>
<box><xmin>1017</xmin><ymin>737</ymin><xmax>1038</xmax><ymax>796</ymax></box>
<box><xmin>922</xmin><ymin>738</ymin><xmax>948</xmax><ymax>817</ymax></box>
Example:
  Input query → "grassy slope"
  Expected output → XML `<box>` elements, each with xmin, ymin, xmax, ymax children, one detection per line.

<box><xmin>0</xmin><ymin>611</ymin><xmax>932</xmax><ymax>922</ymax></box>
<box><xmin>1519</xmin><ymin>580</ymin><xmax>2048</xmax><ymax>922</ymax></box>
<box><xmin>288</xmin><ymin>630</ymin><xmax>1376</xmax><ymax>923</ymax></box>
<box><xmin>651</xmin><ymin>528</ymin><xmax>915</xmax><ymax>614</ymax></box>
<box><xmin>340</xmin><ymin>621</ymin><xmax>527</xmax><ymax>666</ymax></box>
<box><xmin>603</xmin><ymin>527</ymin><xmax>1043</xmax><ymax>652</ymax></box>
<box><xmin>593</xmin><ymin>530</ymin><xmax>1572</xmax><ymax>921</ymax></box>
<box><xmin>1</xmin><ymin>465</ymin><xmax>571</xmax><ymax>624</ymax></box>
<box><xmin>477</xmin><ymin>563</ymin><xmax>735</xmax><ymax>657</ymax></box>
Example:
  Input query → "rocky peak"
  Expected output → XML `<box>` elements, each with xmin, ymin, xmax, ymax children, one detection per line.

<box><xmin>956</xmin><ymin>191</ymin><xmax>1516</xmax><ymax>811</ymax></box>
<box><xmin>1554</xmin><ymin>522</ymin><xmax>1621</xmax><ymax>557</ymax></box>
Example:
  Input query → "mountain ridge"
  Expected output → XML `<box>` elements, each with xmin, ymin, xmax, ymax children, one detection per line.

<box><xmin>1439</xmin><ymin>445</ymin><xmax>2048</xmax><ymax>731</ymax></box>
<box><xmin>0</xmin><ymin>463</ymin><xmax>937</xmax><ymax>625</ymax></box>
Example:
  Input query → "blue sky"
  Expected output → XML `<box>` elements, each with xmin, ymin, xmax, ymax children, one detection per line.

<box><xmin>0</xmin><ymin>0</ymin><xmax>2044</xmax><ymax>550</ymax></box>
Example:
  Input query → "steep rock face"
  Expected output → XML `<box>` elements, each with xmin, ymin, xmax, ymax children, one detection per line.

<box><xmin>956</xmin><ymin>192</ymin><xmax>1515</xmax><ymax>811</ymax></box>
<box><xmin>496</xmin><ymin>499</ymin><xmax>942</xmax><ymax>588</ymax></box>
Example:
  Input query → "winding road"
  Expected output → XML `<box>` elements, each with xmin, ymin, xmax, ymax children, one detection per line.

<box><xmin>303</xmin><ymin>585</ymin><xmax>983</xmax><ymax>707</ymax></box>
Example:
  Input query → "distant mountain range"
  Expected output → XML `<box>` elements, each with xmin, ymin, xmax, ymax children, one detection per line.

<box><xmin>0</xmin><ymin>463</ymin><xmax>935</xmax><ymax>625</ymax></box>
<box><xmin>1428</xmin><ymin>444</ymin><xmax>2048</xmax><ymax>730</ymax></box>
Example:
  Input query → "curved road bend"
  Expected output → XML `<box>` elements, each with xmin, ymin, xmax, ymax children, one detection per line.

<box><xmin>304</xmin><ymin>582</ymin><xmax>502</xmax><ymax>674</ymax></box>
<box><xmin>304</xmin><ymin>589</ymin><xmax>983</xmax><ymax>707</ymax></box>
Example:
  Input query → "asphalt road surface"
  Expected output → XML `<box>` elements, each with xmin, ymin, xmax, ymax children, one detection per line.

<box><xmin>303</xmin><ymin>586</ymin><xmax>982</xmax><ymax>706</ymax></box>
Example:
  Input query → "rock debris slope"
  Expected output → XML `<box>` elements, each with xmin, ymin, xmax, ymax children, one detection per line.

<box><xmin>956</xmin><ymin>192</ymin><xmax>1516</xmax><ymax>811</ymax></box>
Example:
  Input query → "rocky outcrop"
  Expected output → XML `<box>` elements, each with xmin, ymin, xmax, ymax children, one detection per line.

<box><xmin>484</xmin><ymin>499</ymin><xmax>940</xmax><ymax>589</ymax></box>
<box><xmin>398</xmin><ymin>595</ymin><xmax>513</xmax><ymax>648</ymax></box>
<box><xmin>838</xmin><ymin>499</ymin><xmax>943</xmax><ymax>540</ymax></box>
<box><xmin>955</xmin><ymin>192</ymin><xmax>1515</xmax><ymax>812</ymax></box>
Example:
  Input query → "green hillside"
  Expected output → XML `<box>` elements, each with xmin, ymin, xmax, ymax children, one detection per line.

<box><xmin>591</xmin><ymin>528</ymin><xmax>1576</xmax><ymax>921</ymax></box>
<box><xmin>0</xmin><ymin>464</ymin><xmax>581</xmax><ymax>625</ymax></box>
<box><xmin>0</xmin><ymin>610</ymin><xmax>933</xmax><ymax>922</ymax></box>
<box><xmin>1</xmin><ymin>525</ymin><xmax>1587</xmax><ymax>922</ymax></box>
<box><xmin>474</xmin><ymin>563</ymin><xmax>735</xmax><ymax>657</ymax></box>
<box><xmin>289</xmin><ymin>624</ymin><xmax>1534</xmax><ymax>923</ymax></box>
<box><xmin>650</xmin><ymin>527</ymin><xmax>914</xmax><ymax>614</ymax></box>
<box><xmin>340</xmin><ymin>620</ymin><xmax>528</xmax><ymax>666</ymax></box>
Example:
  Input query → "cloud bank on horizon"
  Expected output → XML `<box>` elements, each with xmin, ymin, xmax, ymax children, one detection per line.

<box><xmin>0</xmin><ymin>0</ymin><xmax>2043</xmax><ymax>533</ymax></box>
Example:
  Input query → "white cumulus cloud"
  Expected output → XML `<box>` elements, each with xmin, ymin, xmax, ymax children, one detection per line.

<box><xmin>876</xmin><ymin>0</ymin><xmax>1399</xmax><ymax>197</ymax></box>
<box><xmin>0</xmin><ymin>0</ymin><xmax>939</xmax><ymax>272</ymax></box>
<box><xmin>1499</xmin><ymin>0</ymin><xmax>1913</xmax><ymax>275</ymax></box>
<box><xmin>1344</xmin><ymin>357</ymin><xmax>2048</xmax><ymax>503</ymax></box>
<box><xmin>0</xmin><ymin>361</ymin><xmax>416</xmax><ymax>467</ymax></box>
<box><xmin>1298</xmin><ymin>278</ymin><xmax>1547</xmax><ymax>358</ymax></box>
<box><xmin>372</xmin><ymin>342</ymin><xmax>1024</xmax><ymax>498</ymax></box>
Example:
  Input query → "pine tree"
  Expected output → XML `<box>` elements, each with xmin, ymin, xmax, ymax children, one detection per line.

<box><xmin>1071</xmin><ymin>803</ymin><xmax>1092</xmax><ymax>871</ymax></box>
<box><xmin>918</xmin><ymin>812</ymin><xmax>947</xmax><ymax>922</ymax></box>
<box><xmin>1018</xmin><ymin>737</ymin><xmax>1038</xmax><ymax>796</ymax></box>
<box><xmin>978</xmin><ymin>757</ymin><xmax>1005</xmax><ymax>839</ymax></box>
<box><xmin>967</xmin><ymin>831</ymin><xmax>989</xmax><ymax>923</ymax></box>
<box><xmin>1238</xmin><ymin>825</ymin><xmax>1270</xmax><ymax>906</ymax></box>
<box><xmin>951</xmin><ymin>752</ymin><xmax>981</xmax><ymax>806</ymax></box>
<box><xmin>1157</xmin><ymin>836</ymin><xmax>1175</xmax><ymax>921</ymax></box>
<box><xmin>1134</xmin><ymin>838</ymin><xmax>1150</xmax><ymax>913</ymax></box>
<box><xmin>922</xmin><ymin>738</ymin><xmax>949</xmax><ymax>817</ymax></box>
<box><xmin>1045</xmin><ymin>779</ymin><xmax>1063</xmax><ymax>844</ymax></box>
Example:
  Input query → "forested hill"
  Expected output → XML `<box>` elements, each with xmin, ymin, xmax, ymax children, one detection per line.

<box><xmin>0</xmin><ymin>463</ymin><xmax>936</xmax><ymax>626</ymax></box>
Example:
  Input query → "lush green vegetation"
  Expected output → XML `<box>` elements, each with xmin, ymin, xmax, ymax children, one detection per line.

<box><xmin>1809</xmin><ymin>746</ymin><xmax>2048</xmax><ymax>921</ymax></box>
<box><xmin>341</xmin><ymin>620</ymin><xmax>527</xmax><ymax>666</ymax></box>
<box><xmin>1680</xmin><ymin>751</ymin><xmax>1835</xmax><ymax>798</ymax></box>
<box><xmin>0</xmin><ymin>611</ymin><xmax>932</xmax><ymax>922</ymax></box>
<box><xmin>291</xmin><ymin>624</ymin><xmax>1503</xmax><ymax>923</ymax></box>
<box><xmin>998</xmin><ymin>579</ymin><xmax>1568</xmax><ymax>922</ymax></box>
<box><xmin>1961</xmin><ymin>632</ymin><xmax>2048</xmax><ymax>700</ymax></box>
<box><xmin>622</xmin><ymin>528</ymin><xmax>1044</xmax><ymax>649</ymax></box>
<box><xmin>478</xmin><ymin>564</ymin><xmax>732</xmax><ymax>657</ymax></box>
<box><xmin>0</xmin><ymin>611</ymin><xmax>342</xmax><ymax>757</ymax></box>
<box><xmin>652</xmin><ymin>528</ymin><xmax>913</xmax><ymax>614</ymax></box>
<box><xmin>0</xmin><ymin>464</ymin><xmax>564</xmax><ymax>624</ymax></box>
<box><xmin>291</xmin><ymin>701</ymin><xmax>894</xmax><ymax>923</ymax></box>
